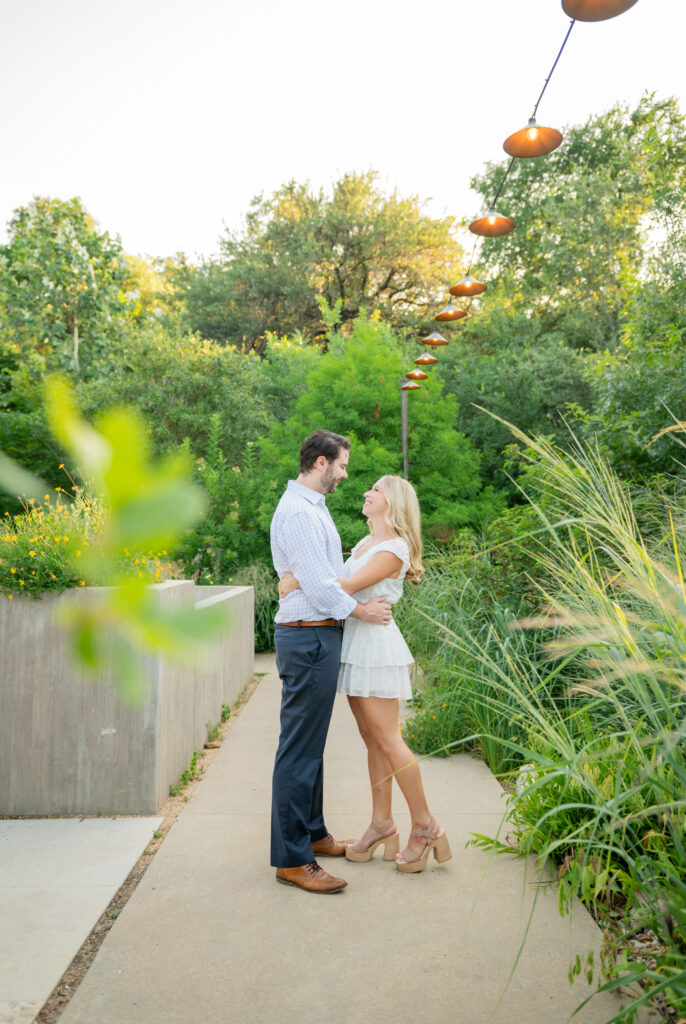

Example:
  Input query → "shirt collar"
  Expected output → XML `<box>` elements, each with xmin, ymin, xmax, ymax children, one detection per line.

<box><xmin>287</xmin><ymin>479</ymin><xmax>326</xmax><ymax>505</ymax></box>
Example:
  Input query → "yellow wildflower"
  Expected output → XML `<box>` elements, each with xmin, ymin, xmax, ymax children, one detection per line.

<box><xmin>59</xmin><ymin>463</ymin><xmax>64</xmax><ymax>469</ymax></box>
<box><xmin>10</xmin><ymin>568</ymin><xmax>16</xmax><ymax>574</ymax></box>
<box><xmin>75</xmin><ymin>551</ymin><xmax>81</xmax><ymax>558</ymax></box>
<box><xmin>79</xmin><ymin>580</ymin><xmax>86</xmax><ymax>587</ymax></box>
<box><xmin>29</xmin><ymin>550</ymin><xmax>36</xmax><ymax>557</ymax></box>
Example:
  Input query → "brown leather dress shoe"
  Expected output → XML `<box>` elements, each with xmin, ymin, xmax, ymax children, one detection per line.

<box><xmin>311</xmin><ymin>833</ymin><xmax>349</xmax><ymax>857</ymax></box>
<box><xmin>276</xmin><ymin>860</ymin><xmax>347</xmax><ymax>894</ymax></box>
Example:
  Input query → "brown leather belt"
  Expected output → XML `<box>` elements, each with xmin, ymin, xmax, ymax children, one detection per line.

<box><xmin>278</xmin><ymin>619</ymin><xmax>345</xmax><ymax>628</ymax></box>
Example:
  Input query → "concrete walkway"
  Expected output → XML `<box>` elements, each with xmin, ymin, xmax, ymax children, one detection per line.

<box><xmin>57</xmin><ymin>654</ymin><xmax>648</xmax><ymax>1024</ymax></box>
<box><xmin>1</xmin><ymin>816</ymin><xmax>162</xmax><ymax>1024</ymax></box>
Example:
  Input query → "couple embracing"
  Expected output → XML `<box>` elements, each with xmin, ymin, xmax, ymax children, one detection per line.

<box><xmin>270</xmin><ymin>429</ymin><xmax>451</xmax><ymax>894</ymax></box>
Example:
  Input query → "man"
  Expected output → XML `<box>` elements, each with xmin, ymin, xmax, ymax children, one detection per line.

<box><xmin>270</xmin><ymin>429</ymin><xmax>392</xmax><ymax>894</ymax></box>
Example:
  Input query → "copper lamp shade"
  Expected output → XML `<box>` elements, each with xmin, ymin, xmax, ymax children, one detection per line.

<box><xmin>561</xmin><ymin>0</ymin><xmax>638</xmax><ymax>20</ymax></box>
<box><xmin>415</xmin><ymin>351</ymin><xmax>438</xmax><ymax>366</ymax></box>
<box><xmin>401</xmin><ymin>380</ymin><xmax>421</xmax><ymax>391</ymax></box>
<box><xmin>406</xmin><ymin>369</ymin><xmax>428</xmax><ymax>381</ymax></box>
<box><xmin>435</xmin><ymin>303</ymin><xmax>467</xmax><ymax>322</ymax></box>
<box><xmin>450</xmin><ymin>274</ymin><xmax>487</xmax><ymax>297</ymax></box>
<box><xmin>469</xmin><ymin>207</ymin><xmax>515</xmax><ymax>237</ymax></box>
<box><xmin>504</xmin><ymin>118</ymin><xmax>562</xmax><ymax>158</ymax></box>
<box><xmin>420</xmin><ymin>330</ymin><xmax>448</xmax><ymax>347</ymax></box>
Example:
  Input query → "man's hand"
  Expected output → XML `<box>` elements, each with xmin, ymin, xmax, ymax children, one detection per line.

<box><xmin>350</xmin><ymin>596</ymin><xmax>393</xmax><ymax>625</ymax></box>
<box><xmin>278</xmin><ymin>571</ymin><xmax>300</xmax><ymax>599</ymax></box>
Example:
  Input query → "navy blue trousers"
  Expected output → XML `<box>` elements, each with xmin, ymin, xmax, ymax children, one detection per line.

<box><xmin>270</xmin><ymin>624</ymin><xmax>343</xmax><ymax>868</ymax></box>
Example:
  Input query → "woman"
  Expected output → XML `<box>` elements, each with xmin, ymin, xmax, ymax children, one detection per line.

<box><xmin>278</xmin><ymin>475</ymin><xmax>451</xmax><ymax>873</ymax></box>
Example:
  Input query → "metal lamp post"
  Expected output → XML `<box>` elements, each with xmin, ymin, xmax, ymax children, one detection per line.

<box><xmin>399</xmin><ymin>378</ymin><xmax>420</xmax><ymax>479</ymax></box>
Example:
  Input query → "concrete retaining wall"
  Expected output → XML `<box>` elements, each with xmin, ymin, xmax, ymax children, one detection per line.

<box><xmin>0</xmin><ymin>581</ymin><xmax>254</xmax><ymax>815</ymax></box>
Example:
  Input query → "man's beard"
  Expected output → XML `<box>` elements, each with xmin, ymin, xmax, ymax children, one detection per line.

<box><xmin>322</xmin><ymin>465</ymin><xmax>338</xmax><ymax>493</ymax></box>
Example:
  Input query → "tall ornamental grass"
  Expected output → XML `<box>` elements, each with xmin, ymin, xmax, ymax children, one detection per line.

<box><xmin>399</xmin><ymin>424</ymin><xmax>685</xmax><ymax>1023</ymax></box>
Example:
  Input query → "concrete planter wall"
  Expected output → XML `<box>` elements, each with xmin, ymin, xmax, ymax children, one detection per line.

<box><xmin>0</xmin><ymin>581</ymin><xmax>254</xmax><ymax>815</ymax></box>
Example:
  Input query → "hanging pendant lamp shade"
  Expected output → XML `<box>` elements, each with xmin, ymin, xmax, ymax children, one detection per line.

<box><xmin>435</xmin><ymin>303</ymin><xmax>467</xmax><ymax>322</ymax></box>
<box><xmin>561</xmin><ymin>0</ymin><xmax>638</xmax><ymax>20</ymax></box>
<box><xmin>450</xmin><ymin>274</ymin><xmax>487</xmax><ymax>297</ymax></box>
<box><xmin>504</xmin><ymin>118</ymin><xmax>563</xmax><ymax>158</ymax></box>
<box><xmin>415</xmin><ymin>351</ymin><xmax>438</xmax><ymax>366</ymax></box>
<box><xmin>401</xmin><ymin>380</ymin><xmax>421</xmax><ymax>391</ymax></box>
<box><xmin>469</xmin><ymin>207</ymin><xmax>515</xmax><ymax>237</ymax></box>
<box><xmin>406</xmin><ymin>368</ymin><xmax>428</xmax><ymax>381</ymax></box>
<box><xmin>420</xmin><ymin>330</ymin><xmax>448</xmax><ymax>347</ymax></box>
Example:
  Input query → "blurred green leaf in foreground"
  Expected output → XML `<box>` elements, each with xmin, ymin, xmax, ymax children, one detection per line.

<box><xmin>0</xmin><ymin>376</ymin><xmax>230</xmax><ymax>702</ymax></box>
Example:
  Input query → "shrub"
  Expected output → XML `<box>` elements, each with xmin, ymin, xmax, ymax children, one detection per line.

<box><xmin>0</xmin><ymin>487</ymin><xmax>173</xmax><ymax>599</ymax></box>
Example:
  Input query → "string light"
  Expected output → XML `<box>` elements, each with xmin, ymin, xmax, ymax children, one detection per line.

<box><xmin>401</xmin><ymin>0</ymin><xmax>640</xmax><ymax>469</ymax></box>
<box><xmin>420</xmin><ymin>330</ymin><xmax>449</xmax><ymax>347</ymax></box>
<box><xmin>562</xmin><ymin>0</ymin><xmax>638</xmax><ymax>21</ymax></box>
<box><xmin>469</xmin><ymin>207</ymin><xmax>515</xmax><ymax>237</ymax></box>
<box><xmin>450</xmin><ymin>274</ymin><xmax>487</xmax><ymax>297</ymax></box>
<box><xmin>414</xmin><ymin>351</ymin><xmax>438</xmax><ymax>366</ymax></box>
<box><xmin>435</xmin><ymin>303</ymin><xmax>467</xmax><ymax>322</ymax></box>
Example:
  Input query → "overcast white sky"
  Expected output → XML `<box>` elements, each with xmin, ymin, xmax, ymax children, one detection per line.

<box><xmin>0</xmin><ymin>0</ymin><xmax>684</xmax><ymax>262</ymax></box>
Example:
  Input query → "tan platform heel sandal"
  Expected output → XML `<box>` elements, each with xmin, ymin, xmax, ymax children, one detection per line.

<box><xmin>345</xmin><ymin>822</ymin><xmax>400</xmax><ymax>862</ymax></box>
<box><xmin>395</xmin><ymin>819</ymin><xmax>452</xmax><ymax>873</ymax></box>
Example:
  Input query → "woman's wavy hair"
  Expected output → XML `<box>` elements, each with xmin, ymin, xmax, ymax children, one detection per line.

<box><xmin>371</xmin><ymin>475</ymin><xmax>424</xmax><ymax>582</ymax></box>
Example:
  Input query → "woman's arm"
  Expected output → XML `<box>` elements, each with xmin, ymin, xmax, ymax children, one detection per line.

<box><xmin>278</xmin><ymin>550</ymin><xmax>402</xmax><ymax>599</ymax></box>
<box><xmin>338</xmin><ymin>551</ymin><xmax>402</xmax><ymax>594</ymax></box>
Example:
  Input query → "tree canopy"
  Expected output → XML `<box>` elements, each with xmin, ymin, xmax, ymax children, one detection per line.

<box><xmin>179</xmin><ymin>172</ymin><xmax>466</xmax><ymax>350</ymax></box>
<box><xmin>0</xmin><ymin>197</ymin><xmax>131</xmax><ymax>374</ymax></box>
<box><xmin>468</xmin><ymin>94</ymin><xmax>686</xmax><ymax>352</ymax></box>
<box><xmin>255</xmin><ymin>315</ymin><xmax>503</xmax><ymax>549</ymax></box>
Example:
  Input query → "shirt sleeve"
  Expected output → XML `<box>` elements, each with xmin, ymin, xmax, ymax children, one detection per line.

<box><xmin>278</xmin><ymin>512</ymin><xmax>357</xmax><ymax>619</ymax></box>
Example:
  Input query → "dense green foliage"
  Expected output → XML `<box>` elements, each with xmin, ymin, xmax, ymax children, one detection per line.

<box><xmin>397</xmin><ymin>429</ymin><xmax>686</xmax><ymax>1020</ymax></box>
<box><xmin>175</xmin><ymin>172</ymin><xmax>467</xmax><ymax>349</ymax></box>
<box><xmin>0</xmin><ymin>197</ymin><xmax>132</xmax><ymax>374</ymax></box>
<box><xmin>256</xmin><ymin>315</ymin><xmax>503</xmax><ymax>546</ymax></box>
<box><xmin>469</xmin><ymin>95</ymin><xmax>686</xmax><ymax>352</ymax></box>
<box><xmin>0</xmin><ymin>489</ymin><xmax>173</xmax><ymax>598</ymax></box>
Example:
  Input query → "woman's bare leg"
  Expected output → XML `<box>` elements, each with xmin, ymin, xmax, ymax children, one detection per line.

<box><xmin>354</xmin><ymin>696</ymin><xmax>439</xmax><ymax>860</ymax></box>
<box><xmin>347</xmin><ymin>696</ymin><xmax>395</xmax><ymax>847</ymax></box>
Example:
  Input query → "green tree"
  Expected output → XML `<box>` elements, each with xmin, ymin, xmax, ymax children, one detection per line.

<box><xmin>259</xmin><ymin>332</ymin><xmax>323</xmax><ymax>421</ymax></box>
<box><xmin>255</xmin><ymin>315</ymin><xmax>503</xmax><ymax>550</ymax></box>
<box><xmin>181</xmin><ymin>172</ymin><xmax>466</xmax><ymax>350</ymax></box>
<box><xmin>574</xmin><ymin>260</ymin><xmax>686</xmax><ymax>478</ymax></box>
<box><xmin>442</xmin><ymin>338</ymin><xmax>594</xmax><ymax>492</ymax></box>
<box><xmin>0</xmin><ymin>340</ymin><xmax>65</xmax><ymax>516</ymax></box>
<box><xmin>76</xmin><ymin>327</ymin><xmax>272</xmax><ymax>466</ymax></box>
<box><xmin>468</xmin><ymin>95</ymin><xmax>686</xmax><ymax>352</ymax></box>
<box><xmin>0</xmin><ymin>197</ymin><xmax>131</xmax><ymax>374</ymax></box>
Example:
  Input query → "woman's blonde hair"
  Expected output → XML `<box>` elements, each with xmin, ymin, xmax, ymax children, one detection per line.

<box><xmin>371</xmin><ymin>475</ymin><xmax>424</xmax><ymax>582</ymax></box>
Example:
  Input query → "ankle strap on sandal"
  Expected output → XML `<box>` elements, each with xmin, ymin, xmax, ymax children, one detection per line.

<box><xmin>413</xmin><ymin>820</ymin><xmax>437</xmax><ymax>839</ymax></box>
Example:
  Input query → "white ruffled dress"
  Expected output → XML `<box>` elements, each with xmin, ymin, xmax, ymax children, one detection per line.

<box><xmin>337</xmin><ymin>536</ymin><xmax>414</xmax><ymax>700</ymax></box>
